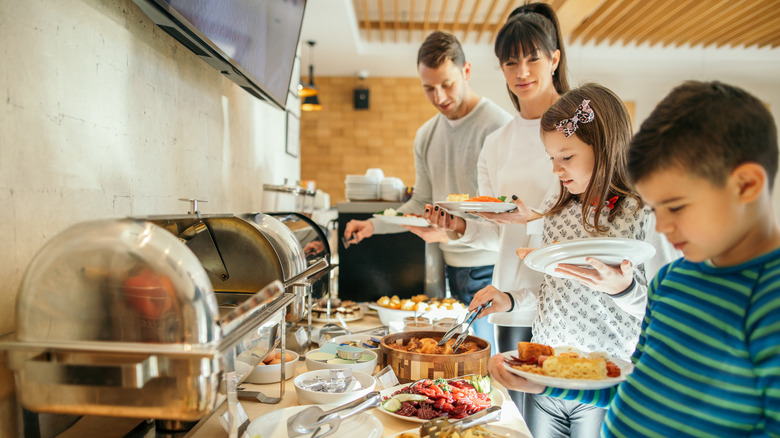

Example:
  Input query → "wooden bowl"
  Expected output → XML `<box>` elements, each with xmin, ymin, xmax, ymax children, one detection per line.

<box><xmin>378</xmin><ymin>331</ymin><xmax>490</xmax><ymax>383</ymax></box>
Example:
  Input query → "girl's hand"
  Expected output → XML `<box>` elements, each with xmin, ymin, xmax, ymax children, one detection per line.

<box><xmin>469</xmin><ymin>285</ymin><xmax>511</xmax><ymax>317</ymax></box>
<box><xmin>422</xmin><ymin>204</ymin><xmax>466</xmax><ymax>235</ymax></box>
<box><xmin>555</xmin><ymin>258</ymin><xmax>634</xmax><ymax>295</ymax></box>
<box><xmin>487</xmin><ymin>354</ymin><xmax>545</xmax><ymax>394</ymax></box>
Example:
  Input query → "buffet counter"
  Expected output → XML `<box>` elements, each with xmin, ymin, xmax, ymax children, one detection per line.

<box><xmin>57</xmin><ymin>311</ymin><xmax>532</xmax><ymax>438</ymax></box>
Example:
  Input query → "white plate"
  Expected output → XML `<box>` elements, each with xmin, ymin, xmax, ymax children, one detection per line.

<box><xmin>500</xmin><ymin>350</ymin><xmax>632</xmax><ymax>390</ymax></box>
<box><xmin>367</xmin><ymin>303</ymin><xmax>468</xmax><ymax>331</ymax></box>
<box><xmin>435</xmin><ymin>201</ymin><xmax>517</xmax><ymax>213</ymax></box>
<box><xmin>311</xmin><ymin>311</ymin><xmax>364</xmax><ymax>323</ymax></box>
<box><xmin>377</xmin><ymin>382</ymin><xmax>504</xmax><ymax>423</ymax></box>
<box><xmin>243</xmin><ymin>404</ymin><xmax>382</xmax><ymax>438</ymax></box>
<box><xmin>391</xmin><ymin>424</ymin><xmax>530</xmax><ymax>438</ymax></box>
<box><xmin>372</xmin><ymin>214</ymin><xmax>430</xmax><ymax>227</ymax></box>
<box><xmin>523</xmin><ymin>238</ymin><xmax>656</xmax><ymax>278</ymax></box>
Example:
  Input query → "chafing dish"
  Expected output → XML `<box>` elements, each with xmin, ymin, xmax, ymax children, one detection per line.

<box><xmin>0</xmin><ymin>209</ymin><xmax>332</xmax><ymax>436</ymax></box>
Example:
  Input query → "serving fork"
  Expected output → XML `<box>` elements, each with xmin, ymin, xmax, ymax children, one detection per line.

<box><xmin>419</xmin><ymin>405</ymin><xmax>502</xmax><ymax>438</ymax></box>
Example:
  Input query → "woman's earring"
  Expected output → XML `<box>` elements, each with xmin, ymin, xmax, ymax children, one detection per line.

<box><xmin>552</xmin><ymin>70</ymin><xmax>556</xmax><ymax>76</ymax></box>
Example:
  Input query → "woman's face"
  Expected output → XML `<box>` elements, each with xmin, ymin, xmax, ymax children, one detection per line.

<box><xmin>542</xmin><ymin>129</ymin><xmax>595</xmax><ymax>195</ymax></box>
<box><xmin>500</xmin><ymin>47</ymin><xmax>560</xmax><ymax>103</ymax></box>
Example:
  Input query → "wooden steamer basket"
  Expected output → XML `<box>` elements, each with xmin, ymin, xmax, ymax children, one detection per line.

<box><xmin>379</xmin><ymin>331</ymin><xmax>490</xmax><ymax>383</ymax></box>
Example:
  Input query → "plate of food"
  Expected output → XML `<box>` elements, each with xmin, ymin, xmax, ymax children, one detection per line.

<box><xmin>377</xmin><ymin>376</ymin><xmax>502</xmax><ymax>423</ymax></box>
<box><xmin>523</xmin><ymin>238</ymin><xmax>656</xmax><ymax>278</ymax></box>
<box><xmin>392</xmin><ymin>424</ymin><xmax>530</xmax><ymax>438</ymax></box>
<box><xmin>435</xmin><ymin>195</ymin><xmax>517</xmax><ymax>214</ymax></box>
<box><xmin>501</xmin><ymin>342</ymin><xmax>632</xmax><ymax>390</ymax></box>
<box><xmin>370</xmin><ymin>295</ymin><xmax>467</xmax><ymax>327</ymax></box>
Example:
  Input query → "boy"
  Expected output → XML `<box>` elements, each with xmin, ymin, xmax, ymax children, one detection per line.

<box><xmin>487</xmin><ymin>80</ymin><xmax>780</xmax><ymax>437</ymax></box>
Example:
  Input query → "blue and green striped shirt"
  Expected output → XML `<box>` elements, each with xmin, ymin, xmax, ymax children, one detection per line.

<box><xmin>545</xmin><ymin>248</ymin><xmax>780</xmax><ymax>437</ymax></box>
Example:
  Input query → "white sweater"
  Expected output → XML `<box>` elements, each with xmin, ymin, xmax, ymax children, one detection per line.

<box><xmin>371</xmin><ymin>98</ymin><xmax>512</xmax><ymax>268</ymax></box>
<box><xmin>454</xmin><ymin>114</ymin><xmax>558</xmax><ymax>326</ymax></box>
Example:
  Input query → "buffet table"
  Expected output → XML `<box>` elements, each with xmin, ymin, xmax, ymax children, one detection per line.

<box><xmin>57</xmin><ymin>311</ymin><xmax>532</xmax><ymax>438</ymax></box>
<box><xmin>188</xmin><ymin>311</ymin><xmax>532</xmax><ymax>437</ymax></box>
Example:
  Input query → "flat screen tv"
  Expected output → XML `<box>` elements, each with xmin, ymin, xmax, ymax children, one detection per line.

<box><xmin>133</xmin><ymin>0</ymin><xmax>307</xmax><ymax>110</ymax></box>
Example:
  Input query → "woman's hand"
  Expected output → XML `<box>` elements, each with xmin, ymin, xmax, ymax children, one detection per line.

<box><xmin>400</xmin><ymin>224</ymin><xmax>449</xmax><ymax>243</ymax></box>
<box><xmin>469</xmin><ymin>285</ymin><xmax>511</xmax><ymax>317</ymax></box>
<box><xmin>487</xmin><ymin>354</ymin><xmax>545</xmax><ymax>394</ymax></box>
<box><xmin>422</xmin><ymin>204</ymin><xmax>466</xmax><ymax>235</ymax></box>
<box><xmin>555</xmin><ymin>258</ymin><xmax>634</xmax><ymax>295</ymax></box>
<box><xmin>471</xmin><ymin>196</ymin><xmax>541</xmax><ymax>225</ymax></box>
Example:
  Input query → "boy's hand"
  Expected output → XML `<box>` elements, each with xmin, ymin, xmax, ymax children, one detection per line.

<box><xmin>555</xmin><ymin>258</ymin><xmax>634</xmax><ymax>295</ymax></box>
<box><xmin>487</xmin><ymin>354</ymin><xmax>545</xmax><ymax>394</ymax></box>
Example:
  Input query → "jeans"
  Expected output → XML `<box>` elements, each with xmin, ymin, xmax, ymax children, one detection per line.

<box><xmin>445</xmin><ymin>264</ymin><xmax>496</xmax><ymax>355</ymax></box>
<box><xmin>526</xmin><ymin>393</ymin><xmax>606</xmax><ymax>438</ymax></box>
<box><xmin>496</xmin><ymin>325</ymin><xmax>533</xmax><ymax>416</ymax></box>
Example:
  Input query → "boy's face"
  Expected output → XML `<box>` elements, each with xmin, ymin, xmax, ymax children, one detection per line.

<box><xmin>418</xmin><ymin>59</ymin><xmax>471</xmax><ymax>120</ymax></box>
<box><xmin>635</xmin><ymin>167</ymin><xmax>745</xmax><ymax>265</ymax></box>
<box><xmin>542</xmin><ymin>130</ymin><xmax>595</xmax><ymax>196</ymax></box>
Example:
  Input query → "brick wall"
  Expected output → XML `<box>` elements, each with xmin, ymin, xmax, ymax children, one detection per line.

<box><xmin>300</xmin><ymin>76</ymin><xmax>438</xmax><ymax>204</ymax></box>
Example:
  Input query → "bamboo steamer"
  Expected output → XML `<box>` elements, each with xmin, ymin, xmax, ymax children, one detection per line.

<box><xmin>379</xmin><ymin>331</ymin><xmax>490</xmax><ymax>383</ymax></box>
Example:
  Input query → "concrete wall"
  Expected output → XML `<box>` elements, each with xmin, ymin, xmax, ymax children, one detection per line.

<box><xmin>0</xmin><ymin>1</ymin><xmax>301</xmax><ymax>435</ymax></box>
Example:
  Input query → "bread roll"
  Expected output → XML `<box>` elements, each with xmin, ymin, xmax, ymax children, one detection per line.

<box><xmin>517</xmin><ymin>342</ymin><xmax>555</xmax><ymax>361</ymax></box>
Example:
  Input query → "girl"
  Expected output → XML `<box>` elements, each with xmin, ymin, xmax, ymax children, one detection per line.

<box><xmin>487</xmin><ymin>83</ymin><xmax>678</xmax><ymax>438</ymax></box>
<box><xmin>423</xmin><ymin>2</ymin><xmax>568</xmax><ymax>414</ymax></box>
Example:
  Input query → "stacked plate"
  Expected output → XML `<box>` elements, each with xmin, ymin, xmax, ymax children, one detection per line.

<box><xmin>345</xmin><ymin>174</ymin><xmax>380</xmax><ymax>201</ymax></box>
<box><xmin>380</xmin><ymin>177</ymin><xmax>404</xmax><ymax>201</ymax></box>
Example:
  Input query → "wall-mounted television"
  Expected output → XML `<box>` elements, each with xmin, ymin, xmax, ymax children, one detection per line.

<box><xmin>133</xmin><ymin>0</ymin><xmax>307</xmax><ymax>110</ymax></box>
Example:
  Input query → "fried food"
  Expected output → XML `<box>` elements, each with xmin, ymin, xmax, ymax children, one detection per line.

<box><xmin>446</xmin><ymin>193</ymin><xmax>470</xmax><ymax>202</ymax></box>
<box><xmin>517</xmin><ymin>342</ymin><xmax>555</xmax><ymax>361</ymax></box>
<box><xmin>391</xmin><ymin>337</ymin><xmax>479</xmax><ymax>355</ymax></box>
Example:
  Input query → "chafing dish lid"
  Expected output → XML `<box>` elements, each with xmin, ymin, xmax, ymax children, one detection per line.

<box><xmin>16</xmin><ymin>219</ymin><xmax>220</xmax><ymax>345</ymax></box>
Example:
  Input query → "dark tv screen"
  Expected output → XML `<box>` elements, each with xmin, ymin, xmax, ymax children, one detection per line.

<box><xmin>134</xmin><ymin>0</ymin><xmax>306</xmax><ymax>109</ymax></box>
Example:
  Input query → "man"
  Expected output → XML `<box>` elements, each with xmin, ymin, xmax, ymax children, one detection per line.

<box><xmin>344</xmin><ymin>31</ymin><xmax>511</xmax><ymax>348</ymax></box>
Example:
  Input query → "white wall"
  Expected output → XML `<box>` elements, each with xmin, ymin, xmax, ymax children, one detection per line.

<box><xmin>0</xmin><ymin>1</ymin><xmax>301</xmax><ymax>435</ymax></box>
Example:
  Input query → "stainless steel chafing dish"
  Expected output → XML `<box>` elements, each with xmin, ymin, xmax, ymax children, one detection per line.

<box><xmin>0</xmin><ymin>209</ymin><xmax>332</xmax><ymax>436</ymax></box>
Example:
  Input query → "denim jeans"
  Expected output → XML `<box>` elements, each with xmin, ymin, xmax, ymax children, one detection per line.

<box><xmin>526</xmin><ymin>393</ymin><xmax>606</xmax><ymax>438</ymax></box>
<box><xmin>445</xmin><ymin>264</ymin><xmax>496</xmax><ymax>355</ymax></box>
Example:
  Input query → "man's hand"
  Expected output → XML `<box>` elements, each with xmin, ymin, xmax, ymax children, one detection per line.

<box><xmin>343</xmin><ymin>220</ymin><xmax>375</xmax><ymax>246</ymax></box>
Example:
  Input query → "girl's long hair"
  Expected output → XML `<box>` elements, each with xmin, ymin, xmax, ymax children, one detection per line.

<box><xmin>541</xmin><ymin>83</ymin><xmax>641</xmax><ymax>235</ymax></box>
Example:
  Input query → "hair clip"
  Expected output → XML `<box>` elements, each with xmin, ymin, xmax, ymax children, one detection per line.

<box><xmin>554</xmin><ymin>99</ymin><xmax>595</xmax><ymax>138</ymax></box>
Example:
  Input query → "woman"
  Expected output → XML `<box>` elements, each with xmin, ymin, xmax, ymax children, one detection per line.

<box><xmin>423</xmin><ymin>1</ymin><xmax>569</xmax><ymax>422</ymax></box>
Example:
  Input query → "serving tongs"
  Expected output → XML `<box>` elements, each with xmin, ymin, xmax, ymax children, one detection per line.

<box><xmin>287</xmin><ymin>391</ymin><xmax>381</xmax><ymax>438</ymax></box>
<box><xmin>420</xmin><ymin>405</ymin><xmax>502</xmax><ymax>438</ymax></box>
<box><xmin>437</xmin><ymin>300</ymin><xmax>492</xmax><ymax>352</ymax></box>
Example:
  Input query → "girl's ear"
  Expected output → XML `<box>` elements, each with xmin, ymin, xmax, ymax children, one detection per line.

<box><xmin>730</xmin><ymin>162</ymin><xmax>766</xmax><ymax>203</ymax></box>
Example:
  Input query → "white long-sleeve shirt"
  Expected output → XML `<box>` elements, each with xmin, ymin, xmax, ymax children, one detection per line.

<box><xmin>454</xmin><ymin>114</ymin><xmax>558</xmax><ymax>326</ymax></box>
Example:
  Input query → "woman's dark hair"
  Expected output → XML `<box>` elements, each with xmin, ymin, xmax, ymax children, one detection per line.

<box><xmin>494</xmin><ymin>2</ymin><xmax>570</xmax><ymax>112</ymax></box>
<box><xmin>417</xmin><ymin>31</ymin><xmax>466</xmax><ymax>69</ymax></box>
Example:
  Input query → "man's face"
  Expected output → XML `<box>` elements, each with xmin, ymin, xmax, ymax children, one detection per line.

<box><xmin>418</xmin><ymin>59</ymin><xmax>471</xmax><ymax>120</ymax></box>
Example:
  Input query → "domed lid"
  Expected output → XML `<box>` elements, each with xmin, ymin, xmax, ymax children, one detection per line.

<box><xmin>16</xmin><ymin>219</ymin><xmax>220</xmax><ymax>345</ymax></box>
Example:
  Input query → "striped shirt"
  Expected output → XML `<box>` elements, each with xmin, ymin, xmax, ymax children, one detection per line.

<box><xmin>544</xmin><ymin>248</ymin><xmax>780</xmax><ymax>437</ymax></box>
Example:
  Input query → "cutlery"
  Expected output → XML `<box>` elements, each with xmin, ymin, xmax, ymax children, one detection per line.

<box><xmin>420</xmin><ymin>405</ymin><xmax>501</xmax><ymax>438</ymax></box>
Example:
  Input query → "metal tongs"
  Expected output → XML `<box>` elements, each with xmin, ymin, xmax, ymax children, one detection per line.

<box><xmin>287</xmin><ymin>391</ymin><xmax>381</xmax><ymax>438</ymax></box>
<box><xmin>420</xmin><ymin>405</ymin><xmax>502</xmax><ymax>438</ymax></box>
<box><xmin>437</xmin><ymin>300</ymin><xmax>492</xmax><ymax>352</ymax></box>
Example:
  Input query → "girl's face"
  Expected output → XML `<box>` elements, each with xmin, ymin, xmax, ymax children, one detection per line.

<box><xmin>542</xmin><ymin>130</ymin><xmax>595</xmax><ymax>195</ymax></box>
<box><xmin>500</xmin><ymin>48</ymin><xmax>560</xmax><ymax>103</ymax></box>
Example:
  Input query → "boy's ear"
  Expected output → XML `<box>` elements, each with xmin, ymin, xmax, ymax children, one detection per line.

<box><xmin>730</xmin><ymin>162</ymin><xmax>767</xmax><ymax>203</ymax></box>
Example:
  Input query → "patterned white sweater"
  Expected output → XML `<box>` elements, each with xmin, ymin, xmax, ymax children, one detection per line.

<box><xmin>528</xmin><ymin>194</ymin><xmax>679</xmax><ymax>361</ymax></box>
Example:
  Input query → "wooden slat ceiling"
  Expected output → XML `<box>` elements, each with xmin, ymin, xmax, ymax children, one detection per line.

<box><xmin>353</xmin><ymin>0</ymin><xmax>780</xmax><ymax>49</ymax></box>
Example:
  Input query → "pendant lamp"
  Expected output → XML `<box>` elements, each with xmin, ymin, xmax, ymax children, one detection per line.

<box><xmin>299</xmin><ymin>41</ymin><xmax>321</xmax><ymax>109</ymax></box>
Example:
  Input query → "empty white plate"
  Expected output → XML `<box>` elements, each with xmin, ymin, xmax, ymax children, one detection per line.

<box><xmin>524</xmin><ymin>238</ymin><xmax>656</xmax><ymax>277</ymax></box>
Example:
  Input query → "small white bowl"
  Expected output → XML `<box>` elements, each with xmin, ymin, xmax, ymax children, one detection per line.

<box><xmin>305</xmin><ymin>347</ymin><xmax>378</xmax><ymax>374</ymax></box>
<box><xmin>294</xmin><ymin>369</ymin><xmax>376</xmax><ymax>405</ymax></box>
<box><xmin>244</xmin><ymin>349</ymin><xmax>299</xmax><ymax>384</ymax></box>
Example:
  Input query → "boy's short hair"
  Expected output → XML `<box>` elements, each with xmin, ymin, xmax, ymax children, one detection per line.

<box><xmin>628</xmin><ymin>81</ymin><xmax>778</xmax><ymax>188</ymax></box>
<box><xmin>417</xmin><ymin>31</ymin><xmax>466</xmax><ymax>69</ymax></box>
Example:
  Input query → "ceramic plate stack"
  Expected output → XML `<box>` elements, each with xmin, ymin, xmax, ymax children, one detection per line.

<box><xmin>380</xmin><ymin>177</ymin><xmax>404</xmax><ymax>201</ymax></box>
<box><xmin>345</xmin><ymin>174</ymin><xmax>380</xmax><ymax>201</ymax></box>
